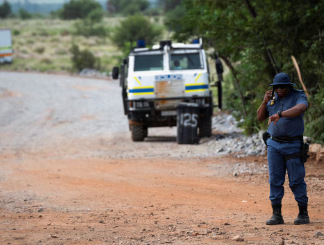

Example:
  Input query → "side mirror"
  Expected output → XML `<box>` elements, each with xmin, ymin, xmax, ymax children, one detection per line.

<box><xmin>112</xmin><ymin>66</ymin><xmax>119</xmax><ymax>79</ymax></box>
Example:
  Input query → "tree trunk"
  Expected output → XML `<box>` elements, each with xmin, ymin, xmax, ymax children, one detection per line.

<box><xmin>221</xmin><ymin>56</ymin><xmax>247</xmax><ymax>118</ymax></box>
<box><xmin>245</xmin><ymin>0</ymin><xmax>279</xmax><ymax>75</ymax></box>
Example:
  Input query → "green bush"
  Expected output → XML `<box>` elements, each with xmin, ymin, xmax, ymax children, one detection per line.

<box><xmin>70</xmin><ymin>43</ymin><xmax>100</xmax><ymax>71</ymax></box>
<box><xmin>59</xmin><ymin>0</ymin><xmax>103</xmax><ymax>20</ymax></box>
<box><xmin>74</xmin><ymin>19</ymin><xmax>108</xmax><ymax>37</ymax></box>
<box><xmin>41</xmin><ymin>57</ymin><xmax>52</xmax><ymax>64</ymax></box>
<box><xmin>112</xmin><ymin>15</ymin><xmax>163</xmax><ymax>56</ymax></box>
<box><xmin>18</xmin><ymin>8</ymin><xmax>32</xmax><ymax>20</ymax></box>
<box><xmin>108</xmin><ymin>0</ymin><xmax>149</xmax><ymax>15</ymax></box>
<box><xmin>35</xmin><ymin>46</ymin><xmax>45</xmax><ymax>54</ymax></box>
<box><xmin>13</xmin><ymin>29</ymin><xmax>21</xmax><ymax>36</ymax></box>
<box><xmin>305</xmin><ymin>87</ymin><xmax>324</xmax><ymax>143</ymax></box>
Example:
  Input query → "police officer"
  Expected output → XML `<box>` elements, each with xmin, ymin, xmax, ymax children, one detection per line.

<box><xmin>257</xmin><ymin>72</ymin><xmax>310</xmax><ymax>225</ymax></box>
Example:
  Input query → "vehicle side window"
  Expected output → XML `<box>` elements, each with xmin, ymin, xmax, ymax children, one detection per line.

<box><xmin>134</xmin><ymin>55</ymin><xmax>163</xmax><ymax>71</ymax></box>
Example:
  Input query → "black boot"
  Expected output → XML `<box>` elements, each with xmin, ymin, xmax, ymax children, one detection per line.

<box><xmin>266</xmin><ymin>204</ymin><xmax>284</xmax><ymax>225</ymax></box>
<box><xmin>294</xmin><ymin>204</ymin><xmax>310</xmax><ymax>225</ymax></box>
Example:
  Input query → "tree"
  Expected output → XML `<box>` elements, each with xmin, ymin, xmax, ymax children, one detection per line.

<box><xmin>18</xmin><ymin>8</ymin><xmax>32</xmax><ymax>20</ymax></box>
<box><xmin>70</xmin><ymin>43</ymin><xmax>101</xmax><ymax>71</ymax></box>
<box><xmin>74</xmin><ymin>8</ymin><xmax>107</xmax><ymax>37</ymax></box>
<box><xmin>158</xmin><ymin>0</ymin><xmax>182</xmax><ymax>12</ymax></box>
<box><xmin>107</xmin><ymin>0</ymin><xmax>149</xmax><ymax>15</ymax></box>
<box><xmin>87</xmin><ymin>8</ymin><xmax>104</xmax><ymax>23</ymax></box>
<box><xmin>0</xmin><ymin>1</ymin><xmax>11</xmax><ymax>18</ymax></box>
<box><xmin>166</xmin><ymin>0</ymin><xmax>324</xmax><ymax>142</ymax></box>
<box><xmin>59</xmin><ymin>0</ymin><xmax>103</xmax><ymax>20</ymax></box>
<box><xmin>163</xmin><ymin>4</ymin><xmax>186</xmax><ymax>34</ymax></box>
<box><xmin>112</xmin><ymin>15</ymin><xmax>163</xmax><ymax>55</ymax></box>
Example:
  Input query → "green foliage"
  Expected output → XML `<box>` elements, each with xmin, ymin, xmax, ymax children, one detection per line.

<box><xmin>70</xmin><ymin>43</ymin><xmax>100</xmax><ymax>71</ymax></box>
<box><xmin>108</xmin><ymin>0</ymin><xmax>149</xmax><ymax>15</ymax></box>
<box><xmin>0</xmin><ymin>1</ymin><xmax>11</xmax><ymax>18</ymax></box>
<box><xmin>159</xmin><ymin>0</ymin><xmax>182</xmax><ymax>12</ymax></box>
<box><xmin>18</xmin><ymin>8</ymin><xmax>32</xmax><ymax>20</ymax></box>
<box><xmin>74</xmin><ymin>19</ymin><xmax>108</xmax><ymax>37</ymax></box>
<box><xmin>12</xmin><ymin>29</ymin><xmax>21</xmax><ymax>36</ymax></box>
<box><xmin>164</xmin><ymin>4</ymin><xmax>186</xmax><ymax>33</ymax></box>
<box><xmin>59</xmin><ymin>0</ymin><xmax>103</xmax><ymax>20</ymax></box>
<box><xmin>167</xmin><ymin>0</ymin><xmax>324</xmax><ymax>143</ymax></box>
<box><xmin>50</xmin><ymin>10</ymin><xmax>60</xmax><ymax>19</ymax></box>
<box><xmin>41</xmin><ymin>57</ymin><xmax>52</xmax><ymax>64</ymax></box>
<box><xmin>305</xmin><ymin>87</ymin><xmax>324</xmax><ymax>143</ymax></box>
<box><xmin>112</xmin><ymin>15</ymin><xmax>163</xmax><ymax>55</ymax></box>
<box><xmin>34</xmin><ymin>46</ymin><xmax>45</xmax><ymax>54</ymax></box>
<box><xmin>87</xmin><ymin>8</ymin><xmax>104</xmax><ymax>23</ymax></box>
<box><xmin>145</xmin><ymin>8</ymin><xmax>162</xmax><ymax>16</ymax></box>
<box><xmin>73</xmin><ymin>8</ymin><xmax>108</xmax><ymax>37</ymax></box>
<box><xmin>69</xmin><ymin>4</ymin><xmax>106</xmax><ymax>37</ymax></box>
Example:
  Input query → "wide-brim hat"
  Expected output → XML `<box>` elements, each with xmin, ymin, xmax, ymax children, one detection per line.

<box><xmin>269</xmin><ymin>72</ymin><xmax>296</xmax><ymax>86</ymax></box>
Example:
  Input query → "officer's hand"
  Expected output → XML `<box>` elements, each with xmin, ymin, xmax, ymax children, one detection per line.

<box><xmin>263</xmin><ymin>90</ymin><xmax>272</xmax><ymax>104</ymax></box>
<box><xmin>268</xmin><ymin>113</ymin><xmax>279</xmax><ymax>125</ymax></box>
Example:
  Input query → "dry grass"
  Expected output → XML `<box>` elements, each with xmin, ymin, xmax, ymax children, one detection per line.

<box><xmin>0</xmin><ymin>17</ymin><xmax>122</xmax><ymax>74</ymax></box>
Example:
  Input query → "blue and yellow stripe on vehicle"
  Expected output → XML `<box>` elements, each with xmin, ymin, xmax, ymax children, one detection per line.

<box><xmin>128</xmin><ymin>86</ymin><xmax>154</xmax><ymax>95</ymax></box>
<box><xmin>185</xmin><ymin>83</ymin><xmax>208</xmax><ymax>93</ymax></box>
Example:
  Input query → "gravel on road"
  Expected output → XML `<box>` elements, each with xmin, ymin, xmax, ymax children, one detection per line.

<box><xmin>0</xmin><ymin>71</ymin><xmax>266</xmax><ymax>162</ymax></box>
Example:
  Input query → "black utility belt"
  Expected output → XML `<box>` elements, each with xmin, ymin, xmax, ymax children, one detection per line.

<box><xmin>262</xmin><ymin>132</ymin><xmax>309</xmax><ymax>163</ymax></box>
<box><xmin>270</xmin><ymin>135</ymin><xmax>303</xmax><ymax>143</ymax></box>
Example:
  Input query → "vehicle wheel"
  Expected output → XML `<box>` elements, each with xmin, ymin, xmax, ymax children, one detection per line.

<box><xmin>112</xmin><ymin>66</ymin><xmax>119</xmax><ymax>79</ymax></box>
<box><xmin>131</xmin><ymin>125</ymin><xmax>145</xmax><ymax>141</ymax></box>
<box><xmin>199</xmin><ymin>115</ymin><xmax>212</xmax><ymax>137</ymax></box>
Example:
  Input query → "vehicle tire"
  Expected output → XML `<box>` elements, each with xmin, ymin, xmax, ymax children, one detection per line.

<box><xmin>112</xmin><ymin>66</ymin><xmax>119</xmax><ymax>79</ymax></box>
<box><xmin>199</xmin><ymin>115</ymin><xmax>212</xmax><ymax>137</ymax></box>
<box><xmin>131</xmin><ymin>125</ymin><xmax>145</xmax><ymax>141</ymax></box>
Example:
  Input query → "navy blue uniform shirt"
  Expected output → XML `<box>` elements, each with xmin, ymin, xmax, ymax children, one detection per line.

<box><xmin>266</xmin><ymin>89</ymin><xmax>308</xmax><ymax>137</ymax></box>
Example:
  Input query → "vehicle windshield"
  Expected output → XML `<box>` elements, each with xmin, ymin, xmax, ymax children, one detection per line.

<box><xmin>170</xmin><ymin>52</ymin><xmax>203</xmax><ymax>70</ymax></box>
<box><xmin>134</xmin><ymin>54</ymin><xmax>163</xmax><ymax>71</ymax></box>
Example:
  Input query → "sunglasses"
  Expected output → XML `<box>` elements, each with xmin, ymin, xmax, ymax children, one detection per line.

<box><xmin>274</xmin><ymin>85</ymin><xmax>288</xmax><ymax>89</ymax></box>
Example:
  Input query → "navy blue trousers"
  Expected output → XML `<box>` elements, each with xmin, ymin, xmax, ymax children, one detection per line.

<box><xmin>267</xmin><ymin>138</ymin><xmax>308</xmax><ymax>205</ymax></box>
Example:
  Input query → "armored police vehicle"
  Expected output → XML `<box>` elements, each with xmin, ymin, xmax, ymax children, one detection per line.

<box><xmin>112</xmin><ymin>40</ymin><xmax>213</xmax><ymax>142</ymax></box>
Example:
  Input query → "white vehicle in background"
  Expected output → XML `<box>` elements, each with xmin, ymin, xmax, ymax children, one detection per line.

<box><xmin>113</xmin><ymin>40</ymin><xmax>215</xmax><ymax>142</ymax></box>
<box><xmin>0</xmin><ymin>29</ymin><xmax>13</xmax><ymax>64</ymax></box>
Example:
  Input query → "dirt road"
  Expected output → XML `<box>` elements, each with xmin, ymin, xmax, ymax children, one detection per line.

<box><xmin>0</xmin><ymin>72</ymin><xmax>323</xmax><ymax>244</ymax></box>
